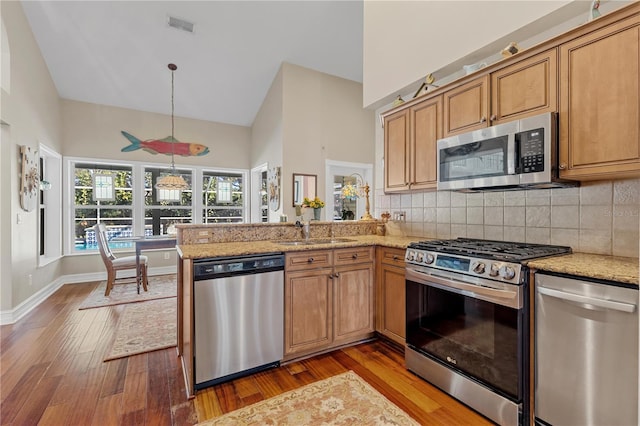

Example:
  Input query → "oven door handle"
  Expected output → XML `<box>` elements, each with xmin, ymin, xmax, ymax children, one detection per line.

<box><xmin>407</xmin><ymin>268</ymin><xmax>521</xmax><ymax>308</ymax></box>
<box><xmin>537</xmin><ymin>286</ymin><xmax>636</xmax><ymax>313</ymax></box>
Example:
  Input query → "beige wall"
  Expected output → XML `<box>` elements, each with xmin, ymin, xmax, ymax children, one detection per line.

<box><xmin>62</xmin><ymin>100</ymin><xmax>251</xmax><ymax>169</ymax></box>
<box><xmin>281</xmin><ymin>63</ymin><xmax>375</xmax><ymax>220</ymax></box>
<box><xmin>251</xmin><ymin>66</ymin><xmax>284</xmax><ymax>221</ymax></box>
<box><xmin>0</xmin><ymin>1</ymin><xmax>63</xmax><ymax>310</ymax></box>
<box><xmin>251</xmin><ymin>63</ymin><xmax>375</xmax><ymax>222</ymax></box>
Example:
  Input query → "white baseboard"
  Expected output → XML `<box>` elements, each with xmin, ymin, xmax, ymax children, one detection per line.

<box><xmin>0</xmin><ymin>265</ymin><xmax>177</xmax><ymax>325</ymax></box>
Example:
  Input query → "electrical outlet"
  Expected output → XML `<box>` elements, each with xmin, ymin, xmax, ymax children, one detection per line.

<box><xmin>163</xmin><ymin>252</ymin><xmax>171</xmax><ymax>260</ymax></box>
<box><xmin>393</xmin><ymin>211</ymin><xmax>406</xmax><ymax>222</ymax></box>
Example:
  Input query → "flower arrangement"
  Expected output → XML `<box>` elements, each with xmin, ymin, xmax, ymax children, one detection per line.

<box><xmin>302</xmin><ymin>196</ymin><xmax>325</xmax><ymax>209</ymax></box>
<box><xmin>340</xmin><ymin>183</ymin><xmax>360</xmax><ymax>201</ymax></box>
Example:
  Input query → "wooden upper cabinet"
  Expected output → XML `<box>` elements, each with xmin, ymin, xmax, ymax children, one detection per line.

<box><xmin>491</xmin><ymin>49</ymin><xmax>558</xmax><ymax>124</ymax></box>
<box><xmin>559</xmin><ymin>16</ymin><xmax>640</xmax><ymax>179</ymax></box>
<box><xmin>384</xmin><ymin>109</ymin><xmax>410</xmax><ymax>191</ymax></box>
<box><xmin>410</xmin><ymin>96</ymin><xmax>443</xmax><ymax>190</ymax></box>
<box><xmin>443</xmin><ymin>75</ymin><xmax>489</xmax><ymax>137</ymax></box>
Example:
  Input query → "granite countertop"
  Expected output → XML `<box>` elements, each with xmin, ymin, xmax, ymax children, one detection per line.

<box><xmin>178</xmin><ymin>236</ymin><xmax>639</xmax><ymax>286</ymax></box>
<box><xmin>177</xmin><ymin>235</ymin><xmax>417</xmax><ymax>259</ymax></box>
<box><xmin>528</xmin><ymin>253</ymin><xmax>639</xmax><ymax>286</ymax></box>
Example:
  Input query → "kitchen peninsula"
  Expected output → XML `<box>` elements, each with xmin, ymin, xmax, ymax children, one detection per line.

<box><xmin>174</xmin><ymin>221</ymin><xmax>415</xmax><ymax>398</ymax></box>
<box><xmin>174</xmin><ymin>221</ymin><xmax>638</xmax><ymax>401</ymax></box>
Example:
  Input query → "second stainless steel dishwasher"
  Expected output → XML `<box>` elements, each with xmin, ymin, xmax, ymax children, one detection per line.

<box><xmin>535</xmin><ymin>273</ymin><xmax>638</xmax><ymax>426</ymax></box>
<box><xmin>193</xmin><ymin>253</ymin><xmax>285</xmax><ymax>390</ymax></box>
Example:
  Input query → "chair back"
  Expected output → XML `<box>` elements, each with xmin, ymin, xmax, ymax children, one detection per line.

<box><xmin>94</xmin><ymin>224</ymin><xmax>115</xmax><ymax>266</ymax></box>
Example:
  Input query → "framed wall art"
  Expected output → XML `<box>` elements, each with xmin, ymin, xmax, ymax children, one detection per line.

<box><xmin>20</xmin><ymin>145</ymin><xmax>39</xmax><ymax>212</ymax></box>
<box><xmin>267</xmin><ymin>166</ymin><xmax>280</xmax><ymax>211</ymax></box>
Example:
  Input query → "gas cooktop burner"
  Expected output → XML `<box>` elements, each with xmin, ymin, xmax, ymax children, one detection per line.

<box><xmin>408</xmin><ymin>238</ymin><xmax>572</xmax><ymax>262</ymax></box>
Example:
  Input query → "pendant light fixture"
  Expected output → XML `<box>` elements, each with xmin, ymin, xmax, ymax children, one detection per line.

<box><xmin>155</xmin><ymin>63</ymin><xmax>189</xmax><ymax>194</ymax></box>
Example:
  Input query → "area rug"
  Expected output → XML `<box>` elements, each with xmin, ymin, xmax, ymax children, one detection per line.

<box><xmin>79</xmin><ymin>274</ymin><xmax>177</xmax><ymax>309</ymax></box>
<box><xmin>198</xmin><ymin>371</ymin><xmax>419</xmax><ymax>425</ymax></box>
<box><xmin>104</xmin><ymin>297</ymin><xmax>177</xmax><ymax>361</ymax></box>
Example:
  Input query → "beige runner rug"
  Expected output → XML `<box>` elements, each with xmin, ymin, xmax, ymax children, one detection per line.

<box><xmin>198</xmin><ymin>370</ymin><xmax>419</xmax><ymax>425</ymax></box>
<box><xmin>104</xmin><ymin>297</ymin><xmax>177</xmax><ymax>361</ymax></box>
<box><xmin>79</xmin><ymin>274</ymin><xmax>177</xmax><ymax>309</ymax></box>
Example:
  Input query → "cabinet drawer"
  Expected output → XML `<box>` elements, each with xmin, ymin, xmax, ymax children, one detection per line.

<box><xmin>286</xmin><ymin>250</ymin><xmax>332</xmax><ymax>271</ymax></box>
<box><xmin>333</xmin><ymin>246</ymin><xmax>374</xmax><ymax>266</ymax></box>
<box><xmin>378</xmin><ymin>247</ymin><xmax>406</xmax><ymax>267</ymax></box>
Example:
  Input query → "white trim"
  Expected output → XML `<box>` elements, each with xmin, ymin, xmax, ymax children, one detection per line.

<box><xmin>0</xmin><ymin>265</ymin><xmax>177</xmax><ymax>325</ymax></box>
<box><xmin>65</xmin><ymin>155</ymin><xmax>249</xmax><ymax>254</ymax></box>
<box><xmin>325</xmin><ymin>160</ymin><xmax>373</xmax><ymax>221</ymax></box>
<box><xmin>250</xmin><ymin>163</ymin><xmax>268</xmax><ymax>223</ymax></box>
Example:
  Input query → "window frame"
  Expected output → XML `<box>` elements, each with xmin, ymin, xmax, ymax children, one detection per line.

<box><xmin>64</xmin><ymin>156</ymin><xmax>249</xmax><ymax>255</ymax></box>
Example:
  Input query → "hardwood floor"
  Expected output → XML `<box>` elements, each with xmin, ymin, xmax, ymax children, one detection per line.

<box><xmin>1</xmin><ymin>282</ymin><xmax>493</xmax><ymax>425</ymax></box>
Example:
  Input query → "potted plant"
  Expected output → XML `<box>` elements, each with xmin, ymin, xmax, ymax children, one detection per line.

<box><xmin>302</xmin><ymin>197</ymin><xmax>325</xmax><ymax>220</ymax></box>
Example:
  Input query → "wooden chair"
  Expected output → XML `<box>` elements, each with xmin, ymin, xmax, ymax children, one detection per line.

<box><xmin>94</xmin><ymin>224</ymin><xmax>149</xmax><ymax>296</ymax></box>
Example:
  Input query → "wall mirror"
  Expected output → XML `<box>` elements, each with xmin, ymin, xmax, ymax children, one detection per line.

<box><xmin>292</xmin><ymin>173</ymin><xmax>317</xmax><ymax>206</ymax></box>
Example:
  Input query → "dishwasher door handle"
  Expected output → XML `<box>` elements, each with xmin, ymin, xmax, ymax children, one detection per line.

<box><xmin>538</xmin><ymin>286</ymin><xmax>637</xmax><ymax>313</ymax></box>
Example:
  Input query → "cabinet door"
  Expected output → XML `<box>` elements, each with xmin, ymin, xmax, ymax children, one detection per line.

<box><xmin>559</xmin><ymin>18</ymin><xmax>640</xmax><ymax>179</ymax></box>
<box><xmin>384</xmin><ymin>109</ymin><xmax>410</xmax><ymax>192</ymax></box>
<box><xmin>491</xmin><ymin>49</ymin><xmax>558</xmax><ymax>124</ymax></box>
<box><xmin>333</xmin><ymin>263</ymin><xmax>374</xmax><ymax>344</ymax></box>
<box><xmin>377</xmin><ymin>263</ymin><xmax>406</xmax><ymax>345</ymax></box>
<box><xmin>284</xmin><ymin>269</ymin><xmax>333</xmax><ymax>357</ymax></box>
<box><xmin>410</xmin><ymin>95</ymin><xmax>443</xmax><ymax>190</ymax></box>
<box><xmin>443</xmin><ymin>75</ymin><xmax>490</xmax><ymax>137</ymax></box>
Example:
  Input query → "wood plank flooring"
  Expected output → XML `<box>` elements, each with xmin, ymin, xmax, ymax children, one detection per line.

<box><xmin>1</xmin><ymin>281</ymin><xmax>493</xmax><ymax>425</ymax></box>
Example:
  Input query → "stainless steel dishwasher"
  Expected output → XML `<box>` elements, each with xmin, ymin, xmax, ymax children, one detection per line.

<box><xmin>193</xmin><ymin>253</ymin><xmax>284</xmax><ymax>389</ymax></box>
<box><xmin>535</xmin><ymin>273</ymin><xmax>638</xmax><ymax>426</ymax></box>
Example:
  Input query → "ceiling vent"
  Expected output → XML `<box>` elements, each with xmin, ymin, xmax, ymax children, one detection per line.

<box><xmin>167</xmin><ymin>16</ymin><xmax>194</xmax><ymax>33</ymax></box>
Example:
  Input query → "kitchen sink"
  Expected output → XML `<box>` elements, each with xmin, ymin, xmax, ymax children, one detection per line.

<box><xmin>273</xmin><ymin>238</ymin><xmax>355</xmax><ymax>245</ymax></box>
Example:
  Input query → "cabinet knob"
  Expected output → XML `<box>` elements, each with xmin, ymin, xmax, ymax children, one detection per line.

<box><xmin>559</xmin><ymin>163</ymin><xmax>567</xmax><ymax>170</ymax></box>
<box><xmin>352</xmin><ymin>253</ymin><xmax>358</xmax><ymax>259</ymax></box>
<box><xmin>328</xmin><ymin>274</ymin><xmax>333</xmax><ymax>280</ymax></box>
<box><xmin>490</xmin><ymin>114</ymin><xmax>497</xmax><ymax>121</ymax></box>
<box><xmin>479</xmin><ymin>116</ymin><xmax>487</xmax><ymax>123</ymax></box>
<box><xmin>334</xmin><ymin>272</ymin><xmax>339</xmax><ymax>278</ymax></box>
<box><xmin>308</xmin><ymin>257</ymin><xmax>314</xmax><ymax>263</ymax></box>
<box><xmin>392</xmin><ymin>255</ymin><xmax>398</xmax><ymax>260</ymax></box>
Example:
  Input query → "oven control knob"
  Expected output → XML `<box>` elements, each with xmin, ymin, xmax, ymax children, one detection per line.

<box><xmin>416</xmin><ymin>252</ymin><xmax>424</xmax><ymax>262</ymax></box>
<box><xmin>424</xmin><ymin>253</ymin><xmax>435</xmax><ymax>264</ymax></box>
<box><xmin>406</xmin><ymin>250</ymin><xmax>416</xmax><ymax>261</ymax></box>
<box><xmin>472</xmin><ymin>262</ymin><xmax>486</xmax><ymax>274</ymax></box>
<box><xmin>489</xmin><ymin>263</ymin><xmax>500</xmax><ymax>276</ymax></box>
<box><xmin>499</xmin><ymin>265</ymin><xmax>516</xmax><ymax>280</ymax></box>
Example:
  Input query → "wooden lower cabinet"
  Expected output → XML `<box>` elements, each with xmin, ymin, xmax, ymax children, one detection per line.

<box><xmin>285</xmin><ymin>268</ymin><xmax>333</xmax><ymax>356</ymax></box>
<box><xmin>375</xmin><ymin>247</ymin><xmax>406</xmax><ymax>346</ymax></box>
<box><xmin>284</xmin><ymin>247</ymin><xmax>374</xmax><ymax>360</ymax></box>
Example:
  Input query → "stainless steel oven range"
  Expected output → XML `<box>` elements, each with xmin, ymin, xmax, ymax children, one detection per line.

<box><xmin>404</xmin><ymin>238</ymin><xmax>571</xmax><ymax>426</ymax></box>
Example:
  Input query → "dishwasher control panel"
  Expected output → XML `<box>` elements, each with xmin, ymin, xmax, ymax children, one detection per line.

<box><xmin>193</xmin><ymin>253</ymin><xmax>284</xmax><ymax>280</ymax></box>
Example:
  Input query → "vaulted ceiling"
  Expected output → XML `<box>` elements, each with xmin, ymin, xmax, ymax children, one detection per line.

<box><xmin>21</xmin><ymin>1</ymin><xmax>364</xmax><ymax>127</ymax></box>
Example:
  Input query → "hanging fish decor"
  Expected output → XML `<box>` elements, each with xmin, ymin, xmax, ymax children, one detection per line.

<box><xmin>120</xmin><ymin>131</ymin><xmax>210</xmax><ymax>157</ymax></box>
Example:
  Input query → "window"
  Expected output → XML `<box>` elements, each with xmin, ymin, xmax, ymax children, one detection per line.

<box><xmin>202</xmin><ymin>171</ymin><xmax>244</xmax><ymax>223</ymax></box>
<box><xmin>65</xmin><ymin>157</ymin><xmax>249</xmax><ymax>254</ymax></box>
<box><xmin>73</xmin><ymin>162</ymin><xmax>134</xmax><ymax>252</ymax></box>
<box><xmin>144</xmin><ymin>166</ymin><xmax>193</xmax><ymax>235</ymax></box>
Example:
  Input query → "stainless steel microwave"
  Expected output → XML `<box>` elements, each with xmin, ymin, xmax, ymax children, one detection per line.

<box><xmin>437</xmin><ymin>112</ymin><xmax>577</xmax><ymax>191</ymax></box>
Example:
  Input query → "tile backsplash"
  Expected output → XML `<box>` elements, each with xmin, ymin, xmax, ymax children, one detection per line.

<box><xmin>375</xmin><ymin>178</ymin><xmax>640</xmax><ymax>259</ymax></box>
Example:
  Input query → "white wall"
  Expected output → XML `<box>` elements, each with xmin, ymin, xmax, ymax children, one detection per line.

<box><xmin>362</xmin><ymin>0</ymin><xmax>632</xmax><ymax>109</ymax></box>
<box><xmin>0</xmin><ymin>1</ymin><xmax>63</xmax><ymax>310</ymax></box>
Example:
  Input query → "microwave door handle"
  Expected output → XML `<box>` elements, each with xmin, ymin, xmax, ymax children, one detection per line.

<box><xmin>507</xmin><ymin>133</ymin><xmax>516</xmax><ymax>175</ymax></box>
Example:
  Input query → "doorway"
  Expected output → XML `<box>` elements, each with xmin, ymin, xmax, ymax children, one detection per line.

<box><xmin>325</xmin><ymin>160</ymin><xmax>373</xmax><ymax>221</ymax></box>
